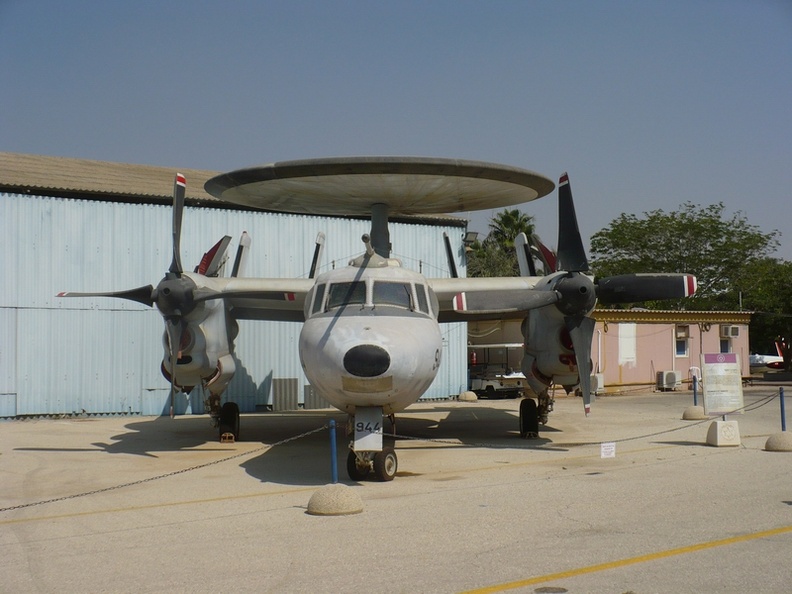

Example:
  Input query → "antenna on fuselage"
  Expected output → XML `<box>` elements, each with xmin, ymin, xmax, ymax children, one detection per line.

<box><xmin>361</xmin><ymin>234</ymin><xmax>375</xmax><ymax>257</ymax></box>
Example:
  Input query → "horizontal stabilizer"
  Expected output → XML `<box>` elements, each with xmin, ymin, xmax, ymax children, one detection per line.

<box><xmin>596</xmin><ymin>274</ymin><xmax>696</xmax><ymax>304</ymax></box>
<box><xmin>453</xmin><ymin>289</ymin><xmax>559</xmax><ymax>315</ymax></box>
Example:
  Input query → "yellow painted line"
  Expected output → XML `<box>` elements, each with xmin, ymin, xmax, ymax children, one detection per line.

<box><xmin>462</xmin><ymin>524</ymin><xmax>792</xmax><ymax>594</ymax></box>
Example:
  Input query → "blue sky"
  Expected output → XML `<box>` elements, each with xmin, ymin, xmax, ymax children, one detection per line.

<box><xmin>2</xmin><ymin>1</ymin><xmax>790</xmax><ymax>258</ymax></box>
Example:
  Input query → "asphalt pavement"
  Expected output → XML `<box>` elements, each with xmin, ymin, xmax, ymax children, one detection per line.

<box><xmin>2</xmin><ymin>386</ymin><xmax>791</xmax><ymax>593</ymax></box>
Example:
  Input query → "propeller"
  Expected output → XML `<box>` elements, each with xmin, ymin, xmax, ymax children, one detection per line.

<box><xmin>551</xmin><ymin>173</ymin><xmax>695</xmax><ymax>414</ymax></box>
<box><xmin>454</xmin><ymin>172</ymin><xmax>697</xmax><ymax>414</ymax></box>
<box><xmin>59</xmin><ymin>173</ymin><xmax>198</xmax><ymax>417</ymax></box>
<box><xmin>169</xmin><ymin>174</ymin><xmax>186</xmax><ymax>275</ymax></box>
<box><xmin>164</xmin><ymin>315</ymin><xmax>186</xmax><ymax>418</ymax></box>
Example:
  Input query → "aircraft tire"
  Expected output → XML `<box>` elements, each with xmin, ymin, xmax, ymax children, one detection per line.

<box><xmin>519</xmin><ymin>398</ymin><xmax>539</xmax><ymax>439</ymax></box>
<box><xmin>347</xmin><ymin>451</ymin><xmax>370</xmax><ymax>481</ymax></box>
<box><xmin>373</xmin><ymin>446</ymin><xmax>398</xmax><ymax>481</ymax></box>
<box><xmin>219</xmin><ymin>401</ymin><xmax>240</xmax><ymax>441</ymax></box>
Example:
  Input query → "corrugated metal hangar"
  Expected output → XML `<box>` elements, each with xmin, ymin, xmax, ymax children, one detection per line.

<box><xmin>0</xmin><ymin>152</ymin><xmax>468</xmax><ymax>418</ymax></box>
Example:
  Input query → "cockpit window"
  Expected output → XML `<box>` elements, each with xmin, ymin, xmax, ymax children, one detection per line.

<box><xmin>373</xmin><ymin>282</ymin><xmax>412</xmax><ymax>309</ymax></box>
<box><xmin>311</xmin><ymin>283</ymin><xmax>326</xmax><ymax>315</ymax></box>
<box><xmin>415</xmin><ymin>283</ymin><xmax>429</xmax><ymax>314</ymax></box>
<box><xmin>327</xmin><ymin>281</ymin><xmax>367</xmax><ymax>309</ymax></box>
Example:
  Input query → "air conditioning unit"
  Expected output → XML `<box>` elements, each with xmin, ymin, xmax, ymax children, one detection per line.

<box><xmin>676</xmin><ymin>325</ymin><xmax>690</xmax><ymax>339</ymax></box>
<box><xmin>590</xmin><ymin>373</ymin><xmax>605</xmax><ymax>395</ymax></box>
<box><xmin>720</xmin><ymin>325</ymin><xmax>740</xmax><ymax>338</ymax></box>
<box><xmin>656</xmin><ymin>370</ymin><xmax>681</xmax><ymax>391</ymax></box>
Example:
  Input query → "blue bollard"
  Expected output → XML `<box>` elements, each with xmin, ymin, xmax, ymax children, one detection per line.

<box><xmin>692</xmin><ymin>375</ymin><xmax>698</xmax><ymax>407</ymax></box>
<box><xmin>329</xmin><ymin>419</ymin><xmax>338</xmax><ymax>483</ymax></box>
<box><xmin>781</xmin><ymin>387</ymin><xmax>787</xmax><ymax>433</ymax></box>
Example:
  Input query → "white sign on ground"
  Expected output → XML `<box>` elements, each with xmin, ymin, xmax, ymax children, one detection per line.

<box><xmin>701</xmin><ymin>353</ymin><xmax>744</xmax><ymax>416</ymax></box>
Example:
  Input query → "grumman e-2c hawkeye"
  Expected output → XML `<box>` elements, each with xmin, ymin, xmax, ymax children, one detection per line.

<box><xmin>60</xmin><ymin>157</ymin><xmax>696</xmax><ymax>481</ymax></box>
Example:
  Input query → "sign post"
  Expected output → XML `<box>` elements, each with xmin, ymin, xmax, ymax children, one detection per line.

<box><xmin>701</xmin><ymin>353</ymin><xmax>743</xmax><ymax>446</ymax></box>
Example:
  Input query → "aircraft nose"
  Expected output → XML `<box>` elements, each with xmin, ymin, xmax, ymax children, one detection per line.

<box><xmin>343</xmin><ymin>344</ymin><xmax>391</xmax><ymax>377</ymax></box>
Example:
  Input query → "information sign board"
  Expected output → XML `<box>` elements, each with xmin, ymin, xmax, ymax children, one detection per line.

<box><xmin>701</xmin><ymin>353</ymin><xmax>744</xmax><ymax>416</ymax></box>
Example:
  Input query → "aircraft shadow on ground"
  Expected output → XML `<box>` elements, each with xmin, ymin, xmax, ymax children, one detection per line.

<box><xmin>237</xmin><ymin>403</ymin><xmax>570</xmax><ymax>486</ymax></box>
<box><xmin>15</xmin><ymin>403</ymin><xmax>571</xmax><ymax>487</ymax></box>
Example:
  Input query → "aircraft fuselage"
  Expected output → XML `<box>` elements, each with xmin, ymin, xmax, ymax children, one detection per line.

<box><xmin>300</xmin><ymin>256</ymin><xmax>443</xmax><ymax>415</ymax></box>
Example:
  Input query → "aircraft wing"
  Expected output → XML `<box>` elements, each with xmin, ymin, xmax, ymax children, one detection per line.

<box><xmin>197</xmin><ymin>276</ymin><xmax>315</xmax><ymax>322</ymax></box>
<box><xmin>428</xmin><ymin>277</ymin><xmax>555</xmax><ymax>323</ymax></box>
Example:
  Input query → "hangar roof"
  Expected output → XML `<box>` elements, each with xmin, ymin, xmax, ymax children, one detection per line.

<box><xmin>0</xmin><ymin>152</ymin><xmax>465</xmax><ymax>226</ymax></box>
<box><xmin>0</xmin><ymin>151</ymin><xmax>219</xmax><ymax>205</ymax></box>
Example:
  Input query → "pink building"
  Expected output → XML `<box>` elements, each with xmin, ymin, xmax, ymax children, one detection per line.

<box><xmin>467</xmin><ymin>309</ymin><xmax>752</xmax><ymax>393</ymax></box>
<box><xmin>591</xmin><ymin>310</ymin><xmax>751</xmax><ymax>390</ymax></box>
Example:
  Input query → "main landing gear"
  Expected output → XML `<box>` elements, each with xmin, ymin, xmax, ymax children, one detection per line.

<box><xmin>208</xmin><ymin>394</ymin><xmax>240</xmax><ymax>443</ymax></box>
<box><xmin>519</xmin><ymin>392</ymin><xmax>555</xmax><ymax>439</ymax></box>
<box><xmin>519</xmin><ymin>397</ymin><xmax>539</xmax><ymax>439</ymax></box>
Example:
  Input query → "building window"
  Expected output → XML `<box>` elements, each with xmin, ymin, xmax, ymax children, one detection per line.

<box><xmin>720</xmin><ymin>339</ymin><xmax>730</xmax><ymax>354</ymax></box>
<box><xmin>675</xmin><ymin>325</ymin><xmax>690</xmax><ymax>357</ymax></box>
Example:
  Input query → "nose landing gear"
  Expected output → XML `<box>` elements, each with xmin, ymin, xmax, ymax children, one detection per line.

<box><xmin>347</xmin><ymin>446</ymin><xmax>398</xmax><ymax>481</ymax></box>
<box><xmin>346</xmin><ymin>406</ymin><xmax>399</xmax><ymax>481</ymax></box>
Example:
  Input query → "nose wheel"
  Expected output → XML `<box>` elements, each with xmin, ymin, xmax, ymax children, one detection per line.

<box><xmin>346</xmin><ymin>446</ymin><xmax>398</xmax><ymax>481</ymax></box>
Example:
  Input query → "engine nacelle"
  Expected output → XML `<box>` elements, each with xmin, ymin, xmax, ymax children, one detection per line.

<box><xmin>519</xmin><ymin>271</ymin><xmax>595</xmax><ymax>396</ymax></box>
<box><xmin>160</xmin><ymin>297</ymin><xmax>237</xmax><ymax>396</ymax></box>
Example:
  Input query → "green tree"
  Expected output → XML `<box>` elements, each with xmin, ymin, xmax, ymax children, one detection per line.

<box><xmin>737</xmin><ymin>258</ymin><xmax>792</xmax><ymax>368</ymax></box>
<box><xmin>467</xmin><ymin>209</ymin><xmax>535</xmax><ymax>277</ymax></box>
<box><xmin>589</xmin><ymin>202</ymin><xmax>779</xmax><ymax>310</ymax></box>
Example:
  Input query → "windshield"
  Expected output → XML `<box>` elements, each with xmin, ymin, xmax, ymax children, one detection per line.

<box><xmin>327</xmin><ymin>281</ymin><xmax>367</xmax><ymax>309</ymax></box>
<box><xmin>372</xmin><ymin>281</ymin><xmax>412</xmax><ymax>309</ymax></box>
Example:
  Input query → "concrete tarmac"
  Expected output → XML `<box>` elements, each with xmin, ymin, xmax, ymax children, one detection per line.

<box><xmin>2</xmin><ymin>386</ymin><xmax>791</xmax><ymax>593</ymax></box>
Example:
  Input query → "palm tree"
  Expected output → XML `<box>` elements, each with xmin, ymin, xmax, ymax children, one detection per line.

<box><xmin>467</xmin><ymin>209</ymin><xmax>535</xmax><ymax>277</ymax></box>
<box><xmin>486</xmin><ymin>209</ymin><xmax>535</xmax><ymax>251</ymax></box>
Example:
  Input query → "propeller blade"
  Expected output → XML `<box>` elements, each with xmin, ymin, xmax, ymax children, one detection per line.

<box><xmin>515</xmin><ymin>233</ymin><xmax>537</xmax><ymax>277</ymax></box>
<box><xmin>197</xmin><ymin>236</ymin><xmax>232</xmax><ymax>277</ymax></box>
<box><xmin>556</xmin><ymin>173</ymin><xmax>589</xmax><ymax>273</ymax></box>
<box><xmin>165</xmin><ymin>317</ymin><xmax>185</xmax><ymax>418</ymax></box>
<box><xmin>169</xmin><ymin>173</ymin><xmax>187</xmax><ymax>275</ymax></box>
<box><xmin>565</xmin><ymin>315</ymin><xmax>596</xmax><ymax>415</ymax></box>
<box><xmin>57</xmin><ymin>285</ymin><xmax>155</xmax><ymax>307</ymax></box>
<box><xmin>453</xmin><ymin>289</ymin><xmax>560</xmax><ymax>315</ymax></box>
<box><xmin>230</xmin><ymin>232</ymin><xmax>251</xmax><ymax>278</ymax></box>
<box><xmin>443</xmin><ymin>232</ymin><xmax>459</xmax><ymax>279</ymax></box>
<box><xmin>596</xmin><ymin>274</ymin><xmax>697</xmax><ymax>304</ymax></box>
<box><xmin>309</xmin><ymin>232</ymin><xmax>326</xmax><ymax>279</ymax></box>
